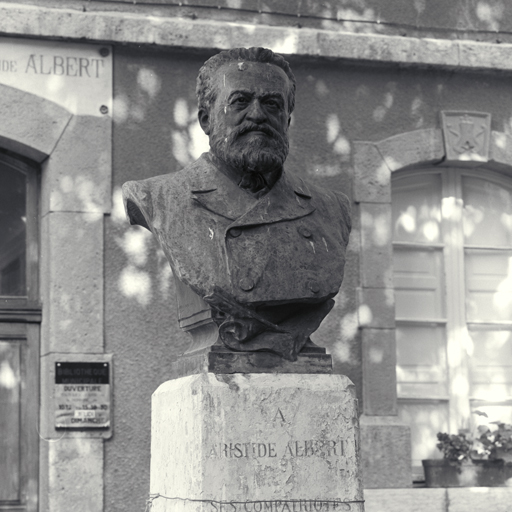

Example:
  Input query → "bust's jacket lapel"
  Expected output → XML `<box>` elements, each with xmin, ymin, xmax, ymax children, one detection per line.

<box><xmin>123</xmin><ymin>152</ymin><xmax>350</xmax><ymax>309</ymax></box>
<box><xmin>189</xmin><ymin>154</ymin><xmax>257</xmax><ymax>221</ymax></box>
<box><xmin>190</xmin><ymin>156</ymin><xmax>316</xmax><ymax>228</ymax></box>
<box><xmin>227</xmin><ymin>171</ymin><xmax>315</xmax><ymax>229</ymax></box>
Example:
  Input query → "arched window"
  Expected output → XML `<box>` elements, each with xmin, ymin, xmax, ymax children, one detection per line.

<box><xmin>0</xmin><ymin>152</ymin><xmax>39</xmax><ymax>512</ymax></box>
<box><xmin>392</xmin><ymin>167</ymin><xmax>512</xmax><ymax>480</ymax></box>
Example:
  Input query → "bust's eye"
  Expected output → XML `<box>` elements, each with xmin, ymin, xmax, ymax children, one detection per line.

<box><xmin>264</xmin><ymin>98</ymin><xmax>281</xmax><ymax>109</ymax></box>
<box><xmin>233</xmin><ymin>97</ymin><xmax>249</xmax><ymax>105</ymax></box>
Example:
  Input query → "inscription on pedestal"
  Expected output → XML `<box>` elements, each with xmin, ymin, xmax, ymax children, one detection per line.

<box><xmin>208</xmin><ymin>440</ymin><xmax>343</xmax><ymax>459</ymax></box>
<box><xmin>151</xmin><ymin>374</ymin><xmax>364</xmax><ymax>512</ymax></box>
<box><xmin>210</xmin><ymin>500</ymin><xmax>352</xmax><ymax>512</ymax></box>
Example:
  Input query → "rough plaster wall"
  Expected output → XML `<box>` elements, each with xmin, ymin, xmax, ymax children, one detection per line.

<box><xmin>104</xmin><ymin>45</ymin><xmax>512</xmax><ymax>511</ymax></box>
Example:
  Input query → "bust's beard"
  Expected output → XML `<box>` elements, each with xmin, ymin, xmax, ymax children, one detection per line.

<box><xmin>210</xmin><ymin>123</ymin><xmax>289</xmax><ymax>177</ymax></box>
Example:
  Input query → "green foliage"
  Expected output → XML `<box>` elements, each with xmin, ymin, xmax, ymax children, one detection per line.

<box><xmin>436</xmin><ymin>419</ymin><xmax>512</xmax><ymax>471</ymax></box>
<box><xmin>436</xmin><ymin>432</ymin><xmax>473</xmax><ymax>471</ymax></box>
<box><xmin>477</xmin><ymin>422</ymin><xmax>512</xmax><ymax>462</ymax></box>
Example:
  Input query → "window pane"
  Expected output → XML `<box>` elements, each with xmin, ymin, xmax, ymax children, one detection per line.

<box><xmin>465</xmin><ymin>250</ymin><xmax>512</xmax><ymax>322</ymax></box>
<box><xmin>471</xmin><ymin>402</ymin><xmax>512</xmax><ymax>427</ymax></box>
<box><xmin>394</xmin><ymin>248</ymin><xmax>445</xmax><ymax>319</ymax></box>
<box><xmin>468</xmin><ymin>327</ymin><xmax>512</xmax><ymax>400</ymax></box>
<box><xmin>463</xmin><ymin>176</ymin><xmax>512</xmax><ymax>247</ymax></box>
<box><xmin>398</xmin><ymin>400</ymin><xmax>449</xmax><ymax>480</ymax></box>
<box><xmin>392</xmin><ymin>173</ymin><xmax>442</xmax><ymax>244</ymax></box>
<box><xmin>396</xmin><ymin>324</ymin><xmax>447</xmax><ymax>398</ymax></box>
<box><xmin>0</xmin><ymin>164</ymin><xmax>26</xmax><ymax>296</ymax></box>
<box><xmin>0</xmin><ymin>340</ymin><xmax>20</xmax><ymax>501</ymax></box>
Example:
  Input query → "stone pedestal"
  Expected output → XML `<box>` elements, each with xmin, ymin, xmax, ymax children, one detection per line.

<box><xmin>150</xmin><ymin>373</ymin><xmax>364</xmax><ymax>512</ymax></box>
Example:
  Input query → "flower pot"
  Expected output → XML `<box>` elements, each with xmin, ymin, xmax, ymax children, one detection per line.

<box><xmin>422</xmin><ymin>459</ymin><xmax>512</xmax><ymax>487</ymax></box>
<box><xmin>495</xmin><ymin>449</ymin><xmax>512</xmax><ymax>464</ymax></box>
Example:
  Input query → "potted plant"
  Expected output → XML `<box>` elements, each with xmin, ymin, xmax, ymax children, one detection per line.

<box><xmin>478</xmin><ymin>422</ymin><xmax>512</xmax><ymax>464</ymax></box>
<box><xmin>422</xmin><ymin>420</ymin><xmax>512</xmax><ymax>487</ymax></box>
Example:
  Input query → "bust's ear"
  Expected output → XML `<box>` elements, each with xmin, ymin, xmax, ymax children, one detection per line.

<box><xmin>198</xmin><ymin>108</ymin><xmax>211</xmax><ymax>135</ymax></box>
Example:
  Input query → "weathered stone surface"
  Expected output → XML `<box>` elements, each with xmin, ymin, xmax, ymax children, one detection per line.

<box><xmin>359</xmin><ymin>202</ymin><xmax>393</xmax><ymax>289</ymax></box>
<box><xmin>458</xmin><ymin>40</ymin><xmax>512</xmax><ymax>71</ymax></box>
<box><xmin>490</xmin><ymin>131</ymin><xmax>512</xmax><ymax>168</ymax></box>
<box><xmin>42</xmin><ymin>114</ymin><xmax>112</xmax><ymax>215</ymax></box>
<box><xmin>361</xmin><ymin>329</ymin><xmax>397</xmax><ymax>416</ymax></box>
<box><xmin>364</xmin><ymin>488</ymin><xmax>446</xmax><ymax>512</ymax></box>
<box><xmin>3</xmin><ymin>5</ymin><xmax>512</xmax><ymax>74</ymax></box>
<box><xmin>364</xmin><ymin>487</ymin><xmax>512</xmax><ymax>512</ymax></box>
<box><xmin>375</xmin><ymin>128</ymin><xmax>444</xmax><ymax>173</ymax></box>
<box><xmin>357</xmin><ymin>287</ymin><xmax>395</xmax><ymax>329</ymax></box>
<box><xmin>359</xmin><ymin>415</ymin><xmax>411</xmax><ymax>489</ymax></box>
<box><xmin>41</xmin><ymin>212</ymin><xmax>103</xmax><ymax>354</ymax></box>
<box><xmin>40</xmin><ymin>438</ymin><xmax>103</xmax><ymax>512</ymax></box>
<box><xmin>150</xmin><ymin>373</ymin><xmax>363</xmax><ymax>512</ymax></box>
<box><xmin>441</xmin><ymin>112</ymin><xmax>490</xmax><ymax>164</ymax></box>
<box><xmin>448</xmin><ymin>487</ymin><xmax>512</xmax><ymax>512</ymax></box>
<box><xmin>353</xmin><ymin>142</ymin><xmax>390</xmax><ymax>204</ymax></box>
<box><xmin>0</xmin><ymin>83</ymin><xmax>71</xmax><ymax>162</ymax></box>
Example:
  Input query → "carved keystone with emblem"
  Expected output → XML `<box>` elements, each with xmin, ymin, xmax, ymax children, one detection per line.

<box><xmin>441</xmin><ymin>111</ymin><xmax>491</xmax><ymax>163</ymax></box>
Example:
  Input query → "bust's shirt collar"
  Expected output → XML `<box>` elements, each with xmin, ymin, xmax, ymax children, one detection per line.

<box><xmin>207</xmin><ymin>151</ymin><xmax>283</xmax><ymax>197</ymax></box>
<box><xmin>190</xmin><ymin>153</ymin><xmax>315</xmax><ymax>225</ymax></box>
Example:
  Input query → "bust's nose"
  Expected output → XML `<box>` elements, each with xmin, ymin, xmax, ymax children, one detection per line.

<box><xmin>245</xmin><ymin>99</ymin><xmax>267</xmax><ymax>123</ymax></box>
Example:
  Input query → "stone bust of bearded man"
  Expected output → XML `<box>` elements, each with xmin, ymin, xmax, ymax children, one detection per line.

<box><xmin>122</xmin><ymin>47</ymin><xmax>351</xmax><ymax>363</ymax></box>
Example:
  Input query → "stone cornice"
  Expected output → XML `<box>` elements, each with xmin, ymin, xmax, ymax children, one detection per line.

<box><xmin>0</xmin><ymin>2</ymin><xmax>510</xmax><ymax>71</ymax></box>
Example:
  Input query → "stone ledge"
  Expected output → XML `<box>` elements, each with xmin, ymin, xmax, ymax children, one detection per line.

<box><xmin>0</xmin><ymin>3</ymin><xmax>512</xmax><ymax>71</ymax></box>
<box><xmin>364</xmin><ymin>487</ymin><xmax>512</xmax><ymax>512</ymax></box>
<box><xmin>364</xmin><ymin>488</ymin><xmax>446</xmax><ymax>512</ymax></box>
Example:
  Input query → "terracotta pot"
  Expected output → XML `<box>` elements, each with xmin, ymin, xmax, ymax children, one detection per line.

<box><xmin>423</xmin><ymin>459</ymin><xmax>512</xmax><ymax>487</ymax></box>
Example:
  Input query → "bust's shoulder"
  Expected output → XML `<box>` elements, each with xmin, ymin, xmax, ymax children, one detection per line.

<box><xmin>122</xmin><ymin>153</ymin><xmax>213</xmax><ymax>198</ymax></box>
<box><xmin>295</xmin><ymin>175</ymin><xmax>350</xmax><ymax>211</ymax></box>
<box><xmin>293</xmin><ymin>175</ymin><xmax>351</xmax><ymax>232</ymax></box>
<box><xmin>122</xmin><ymin>153</ymin><xmax>214</xmax><ymax>229</ymax></box>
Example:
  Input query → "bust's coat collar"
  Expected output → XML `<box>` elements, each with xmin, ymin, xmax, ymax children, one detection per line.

<box><xmin>190</xmin><ymin>153</ymin><xmax>315</xmax><ymax>226</ymax></box>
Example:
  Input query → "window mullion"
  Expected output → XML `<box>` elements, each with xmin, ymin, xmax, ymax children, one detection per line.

<box><xmin>442</xmin><ymin>169</ymin><xmax>471</xmax><ymax>432</ymax></box>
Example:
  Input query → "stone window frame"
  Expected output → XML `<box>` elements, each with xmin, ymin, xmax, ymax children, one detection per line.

<box><xmin>353</xmin><ymin>124</ymin><xmax>512</xmax><ymax>480</ymax></box>
<box><xmin>0</xmin><ymin>83</ymin><xmax>111</xmax><ymax>512</ymax></box>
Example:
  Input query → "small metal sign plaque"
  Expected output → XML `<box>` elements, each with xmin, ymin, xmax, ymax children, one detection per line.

<box><xmin>55</xmin><ymin>362</ymin><xmax>111</xmax><ymax>429</ymax></box>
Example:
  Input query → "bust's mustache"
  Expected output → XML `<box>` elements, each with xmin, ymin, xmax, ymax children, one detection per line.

<box><xmin>235</xmin><ymin>121</ymin><xmax>280</xmax><ymax>140</ymax></box>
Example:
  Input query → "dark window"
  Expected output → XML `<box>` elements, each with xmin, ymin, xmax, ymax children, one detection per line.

<box><xmin>0</xmin><ymin>153</ymin><xmax>39</xmax><ymax>512</ymax></box>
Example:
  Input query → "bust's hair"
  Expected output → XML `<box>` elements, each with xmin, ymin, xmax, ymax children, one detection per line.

<box><xmin>196</xmin><ymin>47</ymin><xmax>296</xmax><ymax>115</ymax></box>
